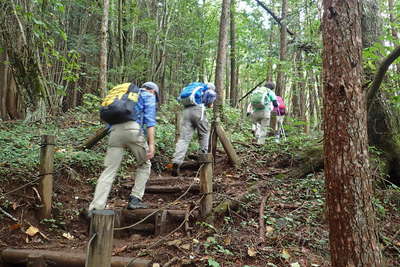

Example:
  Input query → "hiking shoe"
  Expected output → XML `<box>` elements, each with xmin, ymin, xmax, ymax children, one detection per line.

<box><xmin>127</xmin><ymin>196</ymin><xmax>148</xmax><ymax>209</ymax></box>
<box><xmin>171</xmin><ymin>163</ymin><xmax>181</xmax><ymax>177</ymax></box>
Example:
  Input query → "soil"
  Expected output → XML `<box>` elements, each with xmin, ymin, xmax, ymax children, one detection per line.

<box><xmin>0</xmin><ymin>149</ymin><xmax>399</xmax><ymax>267</ymax></box>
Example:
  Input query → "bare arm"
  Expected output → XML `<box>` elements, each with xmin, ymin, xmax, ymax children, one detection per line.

<box><xmin>146</xmin><ymin>126</ymin><xmax>155</xmax><ymax>160</ymax></box>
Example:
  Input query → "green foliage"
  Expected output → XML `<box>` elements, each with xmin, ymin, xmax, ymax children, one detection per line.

<box><xmin>0</xmin><ymin>113</ymin><xmax>105</xmax><ymax>183</ymax></box>
<box><xmin>76</xmin><ymin>93</ymin><xmax>102</xmax><ymax>113</ymax></box>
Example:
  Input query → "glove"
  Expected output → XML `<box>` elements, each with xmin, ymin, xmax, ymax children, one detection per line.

<box><xmin>272</xmin><ymin>100</ymin><xmax>278</xmax><ymax>108</ymax></box>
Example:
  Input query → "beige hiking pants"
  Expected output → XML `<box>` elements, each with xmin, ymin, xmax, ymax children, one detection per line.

<box><xmin>89</xmin><ymin>121</ymin><xmax>151</xmax><ymax>211</ymax></box>
<box><xmin>172</xmin><ymin>105</ymin><xmax>209</xmax><ymax>165</ymax></box>
<box><xmin>251</xmin><ymin>109</ymin><xmax>271</xmax><ymax>145</ymax></box>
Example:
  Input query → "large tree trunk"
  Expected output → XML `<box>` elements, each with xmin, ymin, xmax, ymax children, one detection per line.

<box><xmin>322</xmin><ymin>1</ymin><xmax>382</xmax><ymax>266</ymax></box>
<box><xmin>213</xmin><ymin>0</ymin><xmax>230</xmax><ymax>119</ymax></box>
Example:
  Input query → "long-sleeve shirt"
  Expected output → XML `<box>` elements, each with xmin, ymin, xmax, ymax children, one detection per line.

<box><xmin>136</xmin><ymin>89</ymin><xmax>157</xmax><ymax>128</ymax></box>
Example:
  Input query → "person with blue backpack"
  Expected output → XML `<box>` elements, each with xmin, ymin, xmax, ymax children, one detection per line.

<box><xmin>171</xmin><ymin>82</ymin><xmax>217</xmax><ymax>176</ymax></box>
<box><xmin>86</xmin><ymin>81</ymin><xmax>159</xmax><ymax>217</ymax></box>
<box><xmin>249</xmin><ymin>81</ymin><xmax>279</xmax><ymax>145</ymax></box>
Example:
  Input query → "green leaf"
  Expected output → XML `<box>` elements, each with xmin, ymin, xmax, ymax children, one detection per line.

<box><xmin>208</xmin><ymin>258</ymin><xmax>220</xmax><ymax>267</ymax></box>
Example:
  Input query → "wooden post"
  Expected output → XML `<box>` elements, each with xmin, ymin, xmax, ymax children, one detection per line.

<box><xmin>199</xmin><ymin>153</ymin><xmax>213</xmax><ymax>218</ymax></box>
<box><xmin>175</xmin><ymin>112</ymin><xmax>181</xmax><ymax>143</ymax></box>
<box><xmin>215</xmin><ymin>122</ymin><xmax>240</xmax><ymax>167</ymax></box>
<box><xmin>39</xmin><ymin>135</ymin><xmax>55</xmax><ymax>219</ymax></box>
<box><xmin>81</xmin><ymin>127</ymin><xmax>109</xmax><ymax>150</ymax></box>
<box><xmin>86</xmin><ymin>210</ymin><xmax>115</xmax><ymax>267</ymax></box>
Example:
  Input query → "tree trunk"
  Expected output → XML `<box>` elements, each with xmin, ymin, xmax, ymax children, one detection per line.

<box><xmin>0</xmin><ymin>50</ymin><xmax>9</xmax><ymax>120</ymax></box>
<box><xmin>275</xmin><ymin>0</ymin><xmax>288</xmax><ymax>97</ymax></box>
<box><xmin>322</xmin><ymin>1</ymin><xmax>382</xmax><ymax>266</ymax></box>
<box><xmin>99</xmin><ymin>0</ymin><xmax>110</xmax><ymax>98</ymax></box>
<box><xmin>213</xmin><ymin>0</ymin><xmax>231</xmax><ymax>119</ymax></box>
<box><xmin>229</xmin><ymin>0</ymin><xmax>238</xmax><ymax>107</ymax></box>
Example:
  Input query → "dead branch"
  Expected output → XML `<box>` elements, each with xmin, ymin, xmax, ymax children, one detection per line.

<box><xmin>367</xmin><ymin>45</ymin><xmax>400</xmax><ymax>109</ymax></box>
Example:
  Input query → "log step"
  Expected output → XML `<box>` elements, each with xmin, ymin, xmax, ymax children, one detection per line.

<box><xmin>1</xmin><ymin>248</ymin><xmax>152</xmax><ymax>267</ymax></box>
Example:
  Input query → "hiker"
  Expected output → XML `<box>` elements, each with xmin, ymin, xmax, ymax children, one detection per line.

<box><xmin>272</xmin><ymin>95</ymin><xmax>287</xmax><ymax>142</ymax></box>
<box><xmin>171</xmin><ymin>82</ymin><xmax>217</xmax><ymax>176</ymax></box>
<box><xmin>88</xmin><ymin>81</ymin><xmax>159</xmax><ymax>215</ymax></box>
<box><xmin>249</xmin><ymin>81</ymin><xmax>278</xmax><ymax>145</ymax></box>
<box><xmin>246</xmin><ymin>103</ymin><xmax>256</xmax><ymax>136</ymax></box>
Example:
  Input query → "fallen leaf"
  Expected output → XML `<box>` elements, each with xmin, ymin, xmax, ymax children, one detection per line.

<box><xmin>266</xmin><ymin>226</ymin><xmax>274</xmax><ymax>234</ymax></box>
<box><xmin>113</xmin><ymin>245</ymin><xmax>128</xmax><ymax>255</ymax></box>
<box><xmin>166</xmin><ymin>239</ymin><xmax>182</xmax><ymax>246</ymax></box>
<box><xmin>224</xmin><ymin>236</ymin><xmax>231</xmax><ymax>246</ymax></box>
<box><xmin>281</xmin><ymin>249</ymin><xmax>291</xmax><ymax>260</ymax></box>
<box><xmin>9</xmin><ymin>223</ymin><xmax>22</xmax><ymax>231</ymax></box>
<box><xmin>247</xmin><ymin>247</ymin><xmax>257</xmax><ymax>257</ymax></box>
<box><xmin>180</xmin><ymin>244</ymin><xmax>191</xmax><ymax>250</ymax></box>
<box><xmin>152</xmin><ymin>264</ymin><xmax>161</xmax><ymax>267</ymax></box>
<box><xmin>62</xmin><ymin>232</ymin><xmax>74</xmax><ymax>240</ymax></box>
<box><xmin>25</xmin><ymin>226</ymin><xmax>39</xmax><ymax>237</ymax></box>
<box><xmin>166</xmin><ymin>163</ymin><xmax>173</xmax><ymax>169</ymax></box>
<box><xmin>12</xmin><ymin>202</ymin><xmax>18</xmax><ymax>210</ymax></box>
<box><xmin>290</xmin><ymin>263</ymin><xmax>300</xmax><ymax>267</ymax></box>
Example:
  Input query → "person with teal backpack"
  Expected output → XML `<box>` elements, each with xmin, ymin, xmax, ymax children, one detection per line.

<box><xmin>250</xmin><ymin>81</ymin><xmax>278</xmax><ymax>145</ymax></box>
<box><xmin>171</xmin><ymin>82</ymin><xmax>216</xmax><ymax>176</ymax></box>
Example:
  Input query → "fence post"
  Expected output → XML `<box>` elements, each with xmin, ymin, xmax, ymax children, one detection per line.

<box><xmin>39</xmin><ymin>135</ymin><xmax>55</xmax><ymax>219</ymax></box>
<box><xmin>199</xmin><ymin>153</ymin><xmax>213</xmax><ymax>218</ymax></box>
<box><xmin>86</xmin><ymin>210</ymin><xmax>115</xmax><ymax>267</ymax></box>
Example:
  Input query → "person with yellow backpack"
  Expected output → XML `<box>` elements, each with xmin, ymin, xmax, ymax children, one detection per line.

<box><xmin>249</xmin><ymin>82</ymin><xmax>279</xmax><ymax>145</ymax></box>
<box><xmin>87</xmin><ymin>81</ymin><xmax>159</xmax><ymax>217</ymax></box>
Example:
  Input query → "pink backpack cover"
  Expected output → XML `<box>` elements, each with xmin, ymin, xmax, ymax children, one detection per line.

<box><xmin>273</xmin><ymin>96</ymin><xmax>286</xmax><ymax>115</ymax></box>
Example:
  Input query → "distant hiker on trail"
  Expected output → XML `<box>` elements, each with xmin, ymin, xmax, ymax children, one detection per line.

<box><xmin>171</xmin><ymin>82</ymin><xmax>217</xmax><ymax>176</ymax></box>
<box><xmin>272</xmin><ymin>95</ymin><xmax>287</xmax><ymax>143</ymax></box>
<box><xmin>88</xmin><ymin>81</ymin><xmax>159</xmax><ymax>215</ymax></box>
<box><xmin>246</xmin><ymin>102</ymin><xmax>256</xmax><ymax>136</ymax></box>
<box><xmin>249</xmin><ymin>81</ymin><xmax>278</xmax><ymax>145</ymax></box>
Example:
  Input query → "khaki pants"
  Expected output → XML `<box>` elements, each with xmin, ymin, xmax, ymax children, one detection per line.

<box><xmin>89</xmin><ymin>121</ymin><xmax>151</xmax><ymax>211</ymax></box>
<box><xmin>172</xmin><ymin>105</ymin><xmax>209</xmax><ymax>165</ymax></box>
<box><xmin>251</xmin><ymin>109</ymin><xmax>271</xmax><ymax>145</ymax></box>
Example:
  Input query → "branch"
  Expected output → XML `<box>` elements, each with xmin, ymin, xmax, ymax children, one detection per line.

<box><xmin>238</xmin><ymin>79</ymin><xmax>266</xmax><ymax>102</ymax></box>
<box><xmin>254</xmin><ymin>0</ymin><xmax>294</xmax><ymax>36</ymax></box>
<box><xmin>367</xmin><ymin>45</ymin><xmax>400</xmax><ymax>109</ymax></box>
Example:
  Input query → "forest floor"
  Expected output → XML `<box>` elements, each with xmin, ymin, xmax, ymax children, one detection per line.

<box><xmin>0</xmin><ymin>114</ymin><xmax>399</xmax><ymax>267</ymax></box>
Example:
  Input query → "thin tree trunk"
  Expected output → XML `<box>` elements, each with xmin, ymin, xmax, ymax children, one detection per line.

<box><xmin>275</xmin><ymin>0</ymin><xmax>288</xmax><ymax>97</ymax></box>
<box><xmin>0</xmin><ymin>51</ymin><xmax>9</xmax><ymax>120</ymax></box>
<box><xmin>229</xmin><ymin>0</ymin><xmax>237</xmax><ymax>107</ymax></box>
<box><xmin>322</xmin><ymin>1</ymin><xmax>382</xmax><ymax>265</ymax></box>
<box><xmin>99</xmin><ymin>0</ymin><xmax>110</xmax><ymax>98</ymax></box>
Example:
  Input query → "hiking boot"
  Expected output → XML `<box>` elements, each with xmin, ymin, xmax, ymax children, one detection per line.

<box><xmin>127</xmin><ymin>196</ymin><xmax>148</xmax><ymax>210</ymax></box>
<box><xmin>171</xmin><ymin>163</ymin><xmax>181</xmax><ymax>177</ymax></box>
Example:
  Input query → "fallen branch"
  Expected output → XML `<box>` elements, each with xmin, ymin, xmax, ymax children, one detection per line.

<box><xmin>258</xmin><ymin>194</ymin><xmax>270</xmax><ymax>243</ymax></box>
<box><xmin>0</xmin><ymin>207</ymin><xmax>18</xmax><ymax>222</ymax></box>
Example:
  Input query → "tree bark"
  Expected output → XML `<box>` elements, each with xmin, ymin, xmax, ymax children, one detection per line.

<box><xmin>213</xmin><ymin>0</ymin><xmax>231</xmax><ymax>119</ymax></box>
<box><xmin>322</xmin><ymin>1</ymin><xmax>382</xmax><ymax>266</ymax></box>
<box><xmin>229</xmin><ymin>0</ymin><xmax>238</xmax><ymax>107</ymax></box>
<box><xmin>275</xmin><ymin>0</ymin><xmax>288</xmax><ymax>98</ymax></box>
<box><xmin>99</xmin><ymin>0</ymin><xmax>110</xmax><ymax>98</ymax></box>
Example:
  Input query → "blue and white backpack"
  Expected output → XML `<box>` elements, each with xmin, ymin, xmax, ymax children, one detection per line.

<box><xmin>178</xmin><ymin>82</ymin><xmax>217</xmax><ymax>107</ymax></box>
<box><xmin>178</xmin><ymin>82</ymin><xmax>206</xmax><ymax>106</ymax></box>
